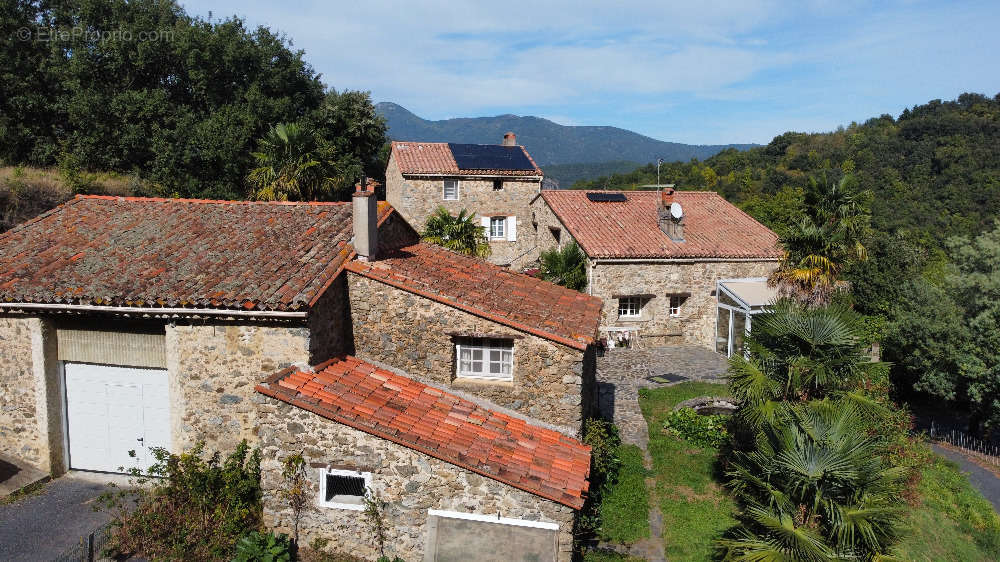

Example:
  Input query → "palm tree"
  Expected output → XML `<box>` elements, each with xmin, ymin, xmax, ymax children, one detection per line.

<box><xmin>727</xmin><ymin>299</ymin><xmax>884</xmax><ymax>433</ymax></box>
<box><xmin>538</xmin><ymin>241</ymin><xmax>587</xmax><ymax>291</ymax></box>
<box><xmin>718</xmin><ymin>401</ymin><xmax>907</xmax><ymax>561</ymax></box>
<box><xmin>770</xmin><ymin>173</ymin><xmax>872</xmax><ymax>306</ymax></box>
<box><xmin>420</xmin><ymin>207</ymin><xmax>491</xmax><ymax>258</ymax></box>
<box><xmin>247</xmin><ymin>123</ymin><xmax>330</xmax><ymax>201</ymax></box>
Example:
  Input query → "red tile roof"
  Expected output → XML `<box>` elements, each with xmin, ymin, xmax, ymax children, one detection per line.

<box><xmin>391</xmin><ymin>141</ymin><xmax>543</xmax><ymax>177</ymax></box>
<box><xmin>256</xmin><ymin>356</ymin><xmax>592</xmax><ymax>509</ymax></box>
<box><xmin>346</xmin><ymin>242</ymin><xmax>602</xmax><ymax>350</ymax></box>
<box><xmin>0</xmin><ymin>195</ymin><xmax>390</xmax><ymax>312</ymax></box>
<box><xmin>541</xmin><ymin>190</ymin><xmax>783</xmax><ymax>259</ymax></box>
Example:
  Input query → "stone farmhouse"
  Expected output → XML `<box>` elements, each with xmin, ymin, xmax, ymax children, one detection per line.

<box><xmin>531</xmin><ymin>188</ymin><xmax>782</xmax><ymax>349</ymax></box>
<box><xmin>385</xmin><ymin>133</ymin><xmax>543</xmax><ymax>269</ymax></box>
<box><xmin>0</xmin><ymin>188</ymin><xmax>603</xmax><ymax>561</ymax></box>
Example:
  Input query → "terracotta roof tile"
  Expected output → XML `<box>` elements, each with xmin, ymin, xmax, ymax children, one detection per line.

<box><xmin>0</xmin><ymin>195</ymin><xmax>391</xmax><ymax>312</ymax></box>
<box><xmin>542</xmin><ymin>190</ymin><xmax>783</xmax><ymax>259</ymax></box>
<box><xmin>391</xmin><ymin>141</ymin><xmax>543</xmax><ymax>177</ymax></box>
<box><xmin>256</xmin><ymin>356</ymin><xmax>591</xmax><ymax>509</ymax></box>
<box><xmin>346</xmin><ymin>242</ymin><xmax>602</xmax><ymax>350</ymax></box>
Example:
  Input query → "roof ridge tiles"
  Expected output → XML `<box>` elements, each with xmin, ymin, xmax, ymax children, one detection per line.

<box><xmin>75</xmin><ymin>194</ymin><xmax>351</xmax><ymax>206</ymax></box>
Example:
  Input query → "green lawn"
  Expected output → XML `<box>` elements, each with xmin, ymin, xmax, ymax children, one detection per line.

<box><xmin>638</xmin><ymin>382</ymin><xmax>737</xmax><ymax>561</ymax></box>
<box><xmin>598</xmin><ymin>443</ymin><xmax>650</xmax><ymax>543</ymax></box>
<box><xmin>894</xmin><ymin>456</ymin><xmax>1000</xmax><ymax>561</ymax></box>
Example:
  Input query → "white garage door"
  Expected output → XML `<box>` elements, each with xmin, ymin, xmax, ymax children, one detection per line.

<box><xmin>64</xmin><ymin>362</ymin><xmax>171</xmax><ymax>473</ymax></box>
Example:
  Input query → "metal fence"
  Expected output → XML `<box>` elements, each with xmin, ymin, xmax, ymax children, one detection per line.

<box><xmin>929</xmin><ymin>421</ymin><xmax>1000</xmax><ymax>467</ymax></box>
<box><xmin>53</xmin><ymin>521</ymin><xmax>114</xmax><ymax>562</ymax></box>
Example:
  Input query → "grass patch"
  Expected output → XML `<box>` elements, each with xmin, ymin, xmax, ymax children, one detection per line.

<box><xmin>598</xmin><ymin>444</ymin><xmax>649</xmax><ymax>543</ymax></box>
<box><xmin>582</xmin><ymin>550</ymin><xmax>645</xmax><ymax>562</ymax></box>
<box><xmin>639</xmin><ymin>382</ymin><xmax>736</xmax><ymax>562</ymax></box>
<box><xmin>895</xmin><ymin>456</ymin><xmax>1000</xmax><ymax>561</ymax></box>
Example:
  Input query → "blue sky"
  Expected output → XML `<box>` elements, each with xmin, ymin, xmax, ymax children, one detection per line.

<box><xmin>185</xmin><ymin>1</ymin><xmax>1000</xmax><ymax>145</ymax></box>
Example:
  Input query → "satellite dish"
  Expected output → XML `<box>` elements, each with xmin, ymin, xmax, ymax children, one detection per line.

<box><xmin>670</xmin><ymin>202</ymin><xmax>684</xmax><ymax>220</ymax></box>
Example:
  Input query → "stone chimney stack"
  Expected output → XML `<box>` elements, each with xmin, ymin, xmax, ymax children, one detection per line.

<box><xmin>658</xmin><ymin>188</ymin><xmax>685</xmax><ymax>242</ymax></box>
<box><xmin>502</xmin><ymin>132</ymin><xmax>517</xmax><ymax>146</ymax></box>
<box><xmin>353</xmin><ymin>177</ymin><xmax>378</xmax><ymax>261</ymax></box>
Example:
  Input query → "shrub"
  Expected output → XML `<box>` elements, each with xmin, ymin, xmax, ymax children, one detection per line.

<box><xmin>233</xmin><ymin>531</ymin><xmax>292</xmax><ymax>562</ymax></box>
<box><xmin>99</xmin><ymin>440</ymin><xmax>263</xmax><ymax>560</ymax></box>
<box><xmin>662</xmin><ymin>408</ymin><xmax>729</xmax><ymax>448</ymax></box>
<box><xmin>577</xmin><ymin>419</ymin><xmax>623</xmax><ymax>536</ymax></box>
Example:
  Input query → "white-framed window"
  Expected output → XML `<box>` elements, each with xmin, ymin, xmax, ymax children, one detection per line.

<box><xmin>618</xmin><ymin>296</ymin><xmax>643</xmax><ymax>319</ymax></box>
<box><xmin>489</xmin><ymin>216</ymin><xmax>506</xmax><ymax>239</ymax></box>
<box><xmin>669</xmin><ymin>295</ymin><xmax>684</xmax><ymax>317</ymax></box>
<box><xmin>443</xmin><ymin>179</ymin><xmax>459</xmax><ymax>201</ymax></box>
<box><xmin>318</xmin><ymin>468</ymin><xmax>371</xmax><ymax>510</ymax></box>
<box><xmin>456</xmin><ymin>338</ymin><xmax>513</xmax><ymax>381</ymax></box>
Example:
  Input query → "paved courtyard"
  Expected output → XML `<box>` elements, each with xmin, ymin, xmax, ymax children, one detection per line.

<box><xmin>596</xmin><ymin>345</ymin><xmax>729</xmax><ymax>447</ymax></box>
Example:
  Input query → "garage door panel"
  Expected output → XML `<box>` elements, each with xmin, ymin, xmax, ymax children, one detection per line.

<box><xmin>64</xmin><ymin>362</ymin><xmax>170</xmax><ymax>473</ymax></box>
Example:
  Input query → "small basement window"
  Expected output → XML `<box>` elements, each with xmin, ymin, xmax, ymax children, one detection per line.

<box><xmin>319</xmin><ymin>468</ymin><xmax>371</xmax><ymax>510</ymax></box>
<box><xmin>456</xmin><ymin>338</ymin><xmax>513</xmax><ymax>381</ymax></box>
<box><xmin>443</xmin><ymin>180</ymin><xmax>459</xmax><ymax>201</ymax></box>
<box><xmin>618</xmin><ymin>296</ymin><xmax>644</xmax><ymax>319</ymax></box>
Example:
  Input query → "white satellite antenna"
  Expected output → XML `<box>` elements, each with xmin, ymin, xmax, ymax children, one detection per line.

<box><xmin>670</xmin><ymin>201</ymin><xmax>684</xmax><ymax>220</ymax></box>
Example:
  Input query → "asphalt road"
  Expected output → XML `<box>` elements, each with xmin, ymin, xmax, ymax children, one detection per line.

<box><xmin>0</xmin><ymin>472</ymin><xmax>129</xmax><ymax>562</ymax></box>
<box><xmin>933</xmin><ymin>444</ymin><xmax>1000</xmax><ymax>514</ymax></box>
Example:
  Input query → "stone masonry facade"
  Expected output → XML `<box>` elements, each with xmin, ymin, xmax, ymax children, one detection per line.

<box><xmin>590</xmin><ymin>260</ymin><xmax>778</xmax><ymax>348</ymax></box>
<box><xmin>385</xmin><ymin>154</ymin><xmax>542</xmax><ymax>269</ymax></box>
<box><xmin>346</xmin><ymin>272</ymin><xmax>595</xmax><ymax>436</ymax></box>
<box><xmin>258</xmin><ymin>397</ymin><xmax>577</xmax><ymax>562</ymax></box>
<box><xmin>0</xmin><ymin>316</ymin><xmax>62</xmax><ymax>473</ymax></box>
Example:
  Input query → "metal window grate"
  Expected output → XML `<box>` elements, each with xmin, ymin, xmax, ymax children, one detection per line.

<box><xmin>325</xmin><ymin>473</ymin><xmax>366</xmax><ymax>502</ymax></box>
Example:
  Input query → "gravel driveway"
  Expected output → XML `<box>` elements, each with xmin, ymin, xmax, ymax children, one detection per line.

<box><xmin>0</xmin><ymin>471</ymin><xmax>130</xmax><ymax>561</ymax></box>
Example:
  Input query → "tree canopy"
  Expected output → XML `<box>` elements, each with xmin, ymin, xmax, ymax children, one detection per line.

<box><xmin>0</xmin><ymin>0</ymin><xmax>386</xmax><ymax>200</ymax></box>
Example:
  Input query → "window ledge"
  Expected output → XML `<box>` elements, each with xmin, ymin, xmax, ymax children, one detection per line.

<box><xmin>453</xmin><ymin>377</ymin><xmax>514</xmax><ymax>388</ymax></box>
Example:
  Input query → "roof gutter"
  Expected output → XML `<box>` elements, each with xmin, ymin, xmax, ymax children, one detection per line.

<box><xmin>0</xmin><ymin>302</ymin><xmax>308</xmax><ymax>319</ymax></box>
<box><xmin>591</xmin><ymin>257</ymin><xmax>780</xmax><ymax>264</ymax></box>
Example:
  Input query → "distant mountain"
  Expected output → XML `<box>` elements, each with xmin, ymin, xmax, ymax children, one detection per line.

<box><xmin>376</xmin><ymin>102</ymin><xmax>758</xmax><ymax>182</ymax></box>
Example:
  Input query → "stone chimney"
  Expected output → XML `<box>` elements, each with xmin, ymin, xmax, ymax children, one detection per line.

<box><xmin>658</xmin><ymin>188</ymin><xmax>685</xmax><ymax>242</ymax></box>
<box><xmin>353</xmin><ymin>178</ymin><xmax>378</xmax><ymax>261</ymax></box>
<box><xmin>502</xmin><ymin>132</ymin><xmax>517</xmax><ymax>146</ymax></box>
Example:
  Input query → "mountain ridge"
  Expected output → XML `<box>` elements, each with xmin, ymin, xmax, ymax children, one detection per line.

<box><xmin>376</xmin><ymin>102</ymin><xmax>758</xmax><ymax>178</ymax></box>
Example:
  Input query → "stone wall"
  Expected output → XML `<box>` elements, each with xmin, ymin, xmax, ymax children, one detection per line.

<box><xmin>385</xmin><ymin>154</ymin><xmax>542</xmax><ymax>268</ymax></box>
<box><xmin>590</xmin><ymin>260</ymin><xmax>778</xmax><ymax>348</ymax></box>
<box><xmin>166</xmin><ymin>321</ymin><xmax>312</xmax><ymax>453</ymax></box>
<box><xmin>0</xmin><ymin>315</ymin><xmax>63</xmax><ymax>474</ymax></box>
<box><xmin>258</xmin><ymin>398</ymin><xmax>577</xmax><ymax>562</ymax></box>
<box><xmin>347</xmin><ymin>272</ymin><xmax>593</xmax><ymax>435</ymax></box>
<box><xmin>306</xmin><ymin>275</ymin><xmax>353</xmax><ymax>363</ymax></box>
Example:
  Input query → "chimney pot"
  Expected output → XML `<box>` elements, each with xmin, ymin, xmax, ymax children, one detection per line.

<box><xmin>502</xmin><ymin>132</ymin><xmax>516</xmax><ymax>146</ymax></box>
<box><xmin>661</xmin><ymin>187</ymin><xmax>675</xmax><ymax>207</ymax></box>
<box><xmin>353</xmin><ymin>187</ymin><xmax>378</xmax><ymax>261</ymax></box>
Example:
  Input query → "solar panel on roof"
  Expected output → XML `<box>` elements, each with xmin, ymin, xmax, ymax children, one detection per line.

<box><xmin>448</xmin><ymin>143</ymin><xmax>535</xmax><ymax>171</ymax></box>
<box><xmin>586</xmin><ymin>192</ymin><xmax>627</xmax><ymax>202</ymax></box>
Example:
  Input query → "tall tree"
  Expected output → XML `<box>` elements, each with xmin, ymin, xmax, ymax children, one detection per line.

<box><xmin>246</xmin><ymin>123</ymin><xmax>326</xmax><ymax>201</ymax></box>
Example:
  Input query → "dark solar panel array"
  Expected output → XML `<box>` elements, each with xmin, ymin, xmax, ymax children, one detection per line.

<box><xmin>448</xmin><ymin>143</ymin><xmax>535</xmax><ymax>171</ymax></box>
<box><xmin>586</xmin><ymin>192</ymin><xmax>628</xmax><ymax>202</ymax></box>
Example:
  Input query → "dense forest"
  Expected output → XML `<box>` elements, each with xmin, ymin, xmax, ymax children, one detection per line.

<box><xmin>576</xmin><ymin>93</ymin><xmax>1000</xmax><ymax>434</ymax></box>
<box><xmin>0</xmin><ymin>0</ymin><xmax>387</xmax><ymax>201</ymax></box>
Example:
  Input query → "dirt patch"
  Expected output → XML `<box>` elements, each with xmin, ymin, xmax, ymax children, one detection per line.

<box><xmin>667</xmin><ymin>483</ymin><xmax>725</xmax><ymax>506</ymax></box>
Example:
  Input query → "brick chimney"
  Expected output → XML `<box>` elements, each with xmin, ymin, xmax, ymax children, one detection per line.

<box><xmin>502</xmin><ymin>132</ymin><xmax>517</xmax><ymax>146</ymax></box>
<box><xmin>658</xmin><ymin>188</ymin><xmax>684</xmax><ymax>242</ymax></box>
<box><xmin>353</xmin><ymin>178</ymin><xmax>378</xmax><ymax>261</ymax></box>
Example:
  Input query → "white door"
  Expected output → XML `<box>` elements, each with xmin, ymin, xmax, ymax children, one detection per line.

<box><xmin>64</xmin><ymin>362</ymin><xmax>170</xmax><ymax>473</ymax></box>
